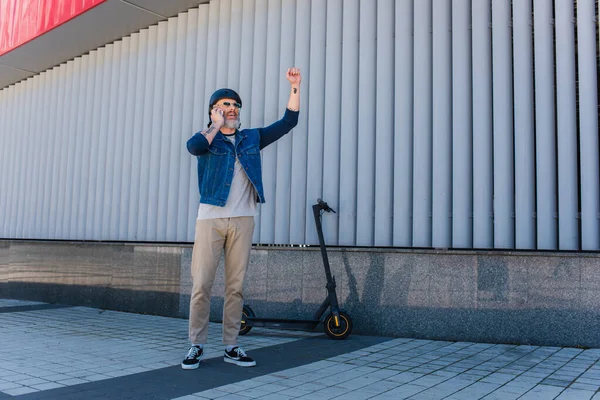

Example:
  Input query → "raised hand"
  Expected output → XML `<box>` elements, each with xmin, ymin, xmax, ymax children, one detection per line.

<box><xmin>286</xmin><ymin>67</ymin><xmax>301</xmax><ymax>86</ymax></box>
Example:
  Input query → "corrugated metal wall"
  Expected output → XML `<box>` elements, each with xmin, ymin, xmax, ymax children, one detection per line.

<box><xmin>0</xmin><ymin>0</ymin><xmax>599</xmax><ymax>250</ymax></box>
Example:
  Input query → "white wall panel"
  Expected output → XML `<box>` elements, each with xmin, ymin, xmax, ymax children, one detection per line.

<box><xmin>1</xmin><ymin>0</ymin><xmax>598</xmax><ymax>251</ymax></box>
<box><xmin>472</xmin><ymin>0</ymin><xmax>494</xmax><ymax>249</ymax></box>
<box><xmin>451</xmin><ymin>0</ymin><xmax>472</xmax><ymax>249</ymax></box>
<box><xmin>289</xmin><ymin>0</ymin><xmax>310</xmax><ymax>245</ymax></box>
<box><xmin>339</xmin><ymin>0</ymin><xmax>359</xmax><ymax>246</ymax></box>
<box><xmin>375</xmin><ymin>0</ymin><xmax>395</xmax><ymax>247</ymax></box>
<box><xmin>189</xmin><ymin>8</ymin><xmax>209</xmax><ymax>242</ymax></box>
<box><xmin>177</xmin><ymin>11</ymin><xmax>199</xmax><ymax>243</ymax></box>
<box><xmin>259</xmin><ymin>0</ymin><xmax>282</xmax><ymax>244</ymax></box>
<box><xmin>534</xmin><ymin>0</ymin><xmax>557</xmax><ymax>249</ymax></box>
<box><xmin>157</xmin><ymin>18</ymin><xmax>178</xmax><ymax>242</ymax></box>
<box><xmin>248</xmin><ymin>0</ymin><xmax>267</xmax><ymax>243</ymax></box>
<box><xmin>412</xmin><ymin>0</ymin><xmax>433</xmax><ymax>247</ymax></box>
<box><xmin>555</xmin><ymin>0</ymin><xmax>579</xmax><ymax>250</ymax></box>
<box><xmin>577</xmin><ymin>0</ymin><xmax>600</xmax><ymax>250</ymax></box>
<box><xmin>512</xmin><ymin>0</ymin><xmax>535</xmax><ymax>250</ymax></box>
<box><xmin>304</xmin><ymin>0</ymin><xmax>326</xmax><ymax>245</ymax></box>
<box><xmin>321</xmin><ymin>0</ymin><xmax>342</xmax><ymax>245</ymax></box>
<box><xmin>104</xmin><ymin>41</ymin><xmax>123</xmax><ymax>240</ymax></box>
<box><xmin>491</xmin><ymin>0</ymin><xmax>514</xmax><ymax>249</ymax></box>
<box><xmin>393</xmin><ymin>0</ymin><xmax>413</xmax><ymax>247</ymax></box>
<box><xmin>274</xmin><ymin>0</ymin><xmax>296</xmax><ymax>244</ymax></box>
<box><xmin>432</xmin><ymin>0</ymin><xmax>452</xmax><ymax>248</ymax></box>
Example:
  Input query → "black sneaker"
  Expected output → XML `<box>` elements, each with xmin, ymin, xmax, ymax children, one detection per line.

<box><xmin>224</xmin><ymin>346</ymin><xmax>256</xmax><ymax>367</ymax></box>
<box><xmin>181</xmin><ymin>345</ymin><xmax>203</xmax><ymax>370</ymax></box>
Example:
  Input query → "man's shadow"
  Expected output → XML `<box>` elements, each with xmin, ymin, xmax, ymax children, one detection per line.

<box><xmin>342</xmin><ymin>251</ymin><xmax>385</xmax><ymax>315</ymax></box>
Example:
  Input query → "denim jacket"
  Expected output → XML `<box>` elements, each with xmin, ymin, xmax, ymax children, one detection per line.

<box><xmin>186</xmin><ymin>109</ymin><xmax>299</xmax><ymax>207</ymax></box>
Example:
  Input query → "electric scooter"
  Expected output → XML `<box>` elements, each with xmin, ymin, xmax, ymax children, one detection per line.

<box><xmin>239</xmin><ymin>199</ymin><xmax>353</xmax><ymax>340</ymax></box>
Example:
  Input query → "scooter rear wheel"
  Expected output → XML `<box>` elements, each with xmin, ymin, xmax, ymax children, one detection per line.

<box><xmin>324</xmin><ymin>311</ymin><xmax>352</xmax><ymax>340</ymax></box>
<box><xmin>239</xmin><ymin>305</ymin><xmax>255</xmax><ymax>336</ymax></box>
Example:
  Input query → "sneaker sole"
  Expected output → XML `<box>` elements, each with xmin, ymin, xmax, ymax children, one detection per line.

<box><xmin>224</xmin><ymin>357</ymin><xmax>256</xmax><ymax>367</ymax></box>
<box><xmin>181</xmin><ymin>362</ymin><xmax>200</xmax><ymax>370</ymax></box>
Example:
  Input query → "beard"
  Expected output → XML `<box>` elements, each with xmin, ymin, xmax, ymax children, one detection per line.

<box><xmin>224</xmin><ymin>116</ymin><xmax>241</xmax><ymax>130</ymax></box>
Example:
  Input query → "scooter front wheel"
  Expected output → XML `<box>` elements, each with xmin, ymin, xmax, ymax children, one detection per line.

<box><xmin>239</xmin><ymin>305</ymin><xmax>255</xmax><ymax>336</ymax></box>
<box><xmin>324</xmin><ymin>311</ymin><xmax>353</xmax><ymax>340</ymax></box>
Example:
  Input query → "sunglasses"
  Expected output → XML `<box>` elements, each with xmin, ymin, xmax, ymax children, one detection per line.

<box><xmin>215</xmin><ymin>101</ymin><xmax>242</xmax><ymax>109</ymax></box>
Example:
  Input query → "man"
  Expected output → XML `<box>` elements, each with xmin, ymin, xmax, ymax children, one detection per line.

<box><xmin>182</xmin><ymin>67</ymin><xmax>302</xmax><ymax>370</ymax></box>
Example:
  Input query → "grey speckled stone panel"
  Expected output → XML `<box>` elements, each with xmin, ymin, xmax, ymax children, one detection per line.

<box><xmin>4</xmin><ymin>240</ymin><xmax>600</xmax><ymax>347</ymax></box>
<box><xmin>266</xmin><ymin>250</ymin><xmax>303</xmax><ymax>302</ymax></box>
<box><xmin>0</xmin><ymin>241</ymin><xmax>9</xmax><ymax>286</ymax></box>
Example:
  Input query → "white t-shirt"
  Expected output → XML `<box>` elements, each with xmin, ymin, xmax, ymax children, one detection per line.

<box><xmin>197</xmin><ymin>134</ymin><xmax>258</xmax><ymax>220</ymax></box>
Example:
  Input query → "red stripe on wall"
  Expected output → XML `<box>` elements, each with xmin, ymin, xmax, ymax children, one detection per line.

<box><xmin>0</xmin><ymin>0</ymin><xmax>106</xmax><ymax>57</ymax></box>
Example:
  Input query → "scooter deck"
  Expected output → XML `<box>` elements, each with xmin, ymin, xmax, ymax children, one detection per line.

<box><xmin>245</xmin><ymin>317</ymin><xmax>320</xmax><ymax>331</ymax></box>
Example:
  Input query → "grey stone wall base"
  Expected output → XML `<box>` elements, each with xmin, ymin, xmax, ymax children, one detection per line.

<box><xmin>2</xmin><ymin>240</ymin><xmax>600</xmax><ymax>347</ymax></box>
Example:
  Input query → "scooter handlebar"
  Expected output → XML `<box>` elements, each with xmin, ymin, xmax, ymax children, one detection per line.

<box><xmin>316</xmin><ymin>198</ymin><xmax>336</xmax><ymax>213</ymax></box>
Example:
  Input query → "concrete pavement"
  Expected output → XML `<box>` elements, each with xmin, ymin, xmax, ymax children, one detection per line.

<box><xmin>1</xmin><ymin>299</ymin><xmax>600</xmax><ymax>399</ymax></box>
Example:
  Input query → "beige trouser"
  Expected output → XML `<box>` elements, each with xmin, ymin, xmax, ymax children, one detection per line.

<box><xmin>188</xmin><ymin>216</ymin><xmax>255</xmax><ymax>345</ymax></box>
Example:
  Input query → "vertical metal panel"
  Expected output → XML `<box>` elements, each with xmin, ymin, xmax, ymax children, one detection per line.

<box><xmin>356</xmin><ymin>0</ymin><xmax>377</xmax><ymax>246</ymax></box>
<box><xmin>204</xmin><ymin>1</ymin><xmax>220</xmax><ymax>105</ymax></box>
<box><xmin>10</xmin><ymin>80</ymin><xmax>24</xmax><ymax>237</ymax></box>
<box><xmin>53</xmin><ymin>63</ymin><xmax>70</xmax><ymax>239</ymax></box>
<box><xmin>129</xmin><ymin>29</ymin><xmax>150</xmax><ymax>240</ymax></box>
<box><xmin>24</xmin><ymin>77</ymin><xmax>41</xmax><ymax>237</ymax></box>
<box><xmin>87</xmin><ymin>47</ymin><xmax>107</xmax><ymax>239</ymax></box>
<box><xmin>228</xmin><ymin>0</ymin><xmax>243</xmax><ymax>90</ymax></box>
<box><xmin>95</xmin><ymin>44</ymin><xmax>114</xmax><ymax>240</ymax></box>
<box><xmin>512</xmin><ymin>0</ymin><xmax>535</xmax><ymax>249</ymax></box>
<box><xmin>13</xmin><ymin>83</ymin><xmax>24</xmax><ymax>236</ymax></box>
<box><xmin>101</xmin><ymin>42</ymin><xmax>121</xmax><ymax>240</ymax></box>
<box><xmin>166</xmin><ymin>15</ymin><xmax>186</xmax><ymax>242</ymax></box>
<box><xmin>432</xmin><ymin>0</ymin><xmax>452</xmax><ymax>248</ymax></box>
<box><xmin>274</xmin><ymin>0</ymin><xmax>296</xmax><ymax>244</ymax></box>
<box><xmin>238</xmin><ymin>0</ymin><xmax>255</xmax><ymax>129</ymax></box>
<box><xmin>120</xmin><ymin>34</ymin><xmax>139</xmax><ymax>241</ymax></box>
<box><xmin>0</xmin><ymin>87</ymin><xmax>7</xmax><ymax>236</ymax></box>
<box><xmin>259</xmin><ymin>0</ymin><xmax>282</xmax><ymax>243</ymax></box>
<box><xmin>374</xmin><ymin>0</ymin><xmax>394</xmax><ymax>246</ymax></box>
<box><xmin>188</xmin><ymin>6</ymin><xmax>209</xmax><ymax>242</ymax></box>
<box><xmin>491</xmin><ymin>0</ymin><xmax>514</xmax><ymax>248</ymax></box>
<box><xmin>146</xmin><ymin>22</ymin><xmax>168</xmax><ymax>241</ymax></box>
<box><xmin>321</xmin><ymin>0</ymin><xmax>342</xmax><ymax>244</ymax></box>
<box><xmin>157</xmin><ymin>18</ymin><xmax>178</xmax><ymax>241</ymax></box>
<box><xmin>533</xmin><ymin>0</ymin><xmax>557</xmax><ymax>249</ymax></box>
<box><xmin>555</xmin><ymin>0</ymin><xmax>579</xmax><ymax>250</ymax></box>
<box><xmin>75</xmin><ymin>53</ymin><xmax>93</xmax><ymax>238</ymax></box>
<box><xmin>136</xmin><ymin>26</ymin><xmax>158</xmax><ymax>240</ymax></box>
<box><xmin>1</xmin><ymin>86</ymin><xmax>13</xmax><ymax>236</ymax></box>
<box><xmin>5</xmin><ymin>84</ymin><xmax>18</xmax><ymax>237</ymax></box>
<box><xmin>63</xmin><ymin>60</ymin><xmax>79</xmax><ymax>239</ymax></box>
<box><xmin>393</xmin><ymin>0</ymin><xmax>413</xmax><ymax>247</ymax></box>
<box><xmin>248</xmin><ymin>0</ymin><xmax>268</xmax><ymax>243</ymax></box>
<box><xmin>577</xmin><ymin>0</ymin><xmax>600</xmax><ymax>250</ymax></box>
<box><xmin>451</xmin><ymin>0</ymin><xmax>472</xmax><ymax>248</ymax></box>
<box><xmin>177</xmin><ymin>10</ymin><xmax>199</xmax><ymax>242</ymax></box>
<box><xmin>412</xmin><ymin>0</ymin><xmax>433</xmax><ymax>247</ymax></box>
<box><xmin>216</xmin><ymin>0</ymin><xmax>231</xmax><ymax>88</ymax></box>
<box><xmin>15</xmin><ymin>79</ymin><xmax>31</xmax><ymax>238</ymax></box>
<box><xmin>472</xmin><ymin>0</ymin><xmax>494</xmax><ymax>248</ymax></box>
<box><xmin>2</xmin><ymin>85</ymin><xmax>13</xmax><ymax>236</ymax></box>
<box><xmin>303</xmin><ymin>0</ymin><xmax>326</xmax><ymax>245</ymax></box>
<box><xmin>289</xmin><ymin>0</ymin><xmax>310</xmax><ymax>244</ymax></box>
<box><xmin>108</xmin><ymin>38</ymin><xmax>130</xmax><ymax>240</ymax></box>
<box><xmin>338</xmin><ymin>0</ymin><xmax>359</xmax><ymax>246</ymax></box>
<box><xmin>43</xmin><ymin>68</ymin><xmax>60</xmax><ymax>238</ymax></box>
